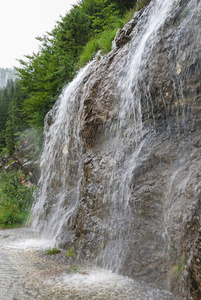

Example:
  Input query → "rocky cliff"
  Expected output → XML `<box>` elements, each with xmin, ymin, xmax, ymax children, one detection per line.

<box><xmin>32</xmin><ymin>0</ymin><xmax>201</xmax><ymax>299</ymax></box>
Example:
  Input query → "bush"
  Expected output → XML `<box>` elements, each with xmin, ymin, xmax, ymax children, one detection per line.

<box><xmin>0</xmin><ymin>170</ymin><xmax>35</xmax><ymax>227</ymax></box>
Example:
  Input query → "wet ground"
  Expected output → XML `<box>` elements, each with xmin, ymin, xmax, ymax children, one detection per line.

<box><xmin>0</xmin><ymin>227</ymin><xmax>172</xmax><ymax>300</ymax></box>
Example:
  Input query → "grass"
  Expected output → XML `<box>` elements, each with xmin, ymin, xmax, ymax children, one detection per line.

<box><xmin>65</xmin><ymin>248</ymin><xmax>76</xmax><ymax>257</ymax></box>
<box><xmin>79</xmin><ymin>38</ymin><xmax>100</xmax><ymax>67</ymax></box>
<box><xmin>136</xmin><ymin>0</ymin><xmax>146</xmax><ymax>10</ymax></box>
<box><xmin>78</xmin><ymin>0</ymin><xmax>150</xmax><ymax>68</ymax></box>
<box><xmin>171</xmin><ymin>254</ymin><xmax>186</xmax><ymax>280</ymax></box>
<box><xmin>78</xmin><ymin>5</ymin><xmax>141</xmax><ymax>68</ymax></box>
<box><xmin>46</xmin><ymin>246</ymin><xmax>61</xmax><ymax>255</ymax></box>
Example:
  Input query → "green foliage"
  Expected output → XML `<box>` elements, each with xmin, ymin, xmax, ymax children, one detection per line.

<box><xmin>0</xmin><ymin>80</ymin><xmax>16</xmax><ymax>150</ymax></box>
<box><xmin>98</xmin><ymin>28</ymin><xmax>118</xmax><ymax>53</ymax></box>
<box><xmin>136</xmin><ymin>0</ymin><xmax>146</xmax><ymax>10</ymax></box>
<box><xmin>16</xmin><ymin>49</ymin><xmax>76</xmax><ymax>128</ymax></box>
<box><xmin>65</xmin><ymin>248</ymin><xmax>76</xmax><ymax>257</ymax></box>
<box><xmin>91</xmin><ymin>0</ymin><xmax>119</xmax><ymax>33</ymax></box>
<box><xmin>0</xmin><ymin>170</ymin><xmax>35</xmax><ymax>227</ymax></box>
<box><xmin>5</xmin><ymin>82</ymin><xmax>28</xmax><ymax>154</ymax></box>
<box><xmin>55</xmin><ymin>6</ymin><xmax>92</xmax><ymax>58</ymax></box>
<box><xmin>46</xmin><ymin>246</ymin><xmax>61</xmax><ymax>255</ymax></box>
<box><xmin>79</xmin><ymin>38</ymin><xmax>100</xmax><ymax>67</ymax></box>
<box><xmin>121</xmin><ymin>6</ymin><xmax>138</xmax><ymax>24</ymax></box>
<box><xmin>12</xmin><ymin>0</ymin><xmax>140</xmax><ymax>131</ymax></box>
<box><xmin>79</xmin><ymin>5</ymin><xmax>137</xmax><ymax>67</ymax></box>
<box><xmin>138</xmin><ymin>208</ymin><xmax>146</xmax><ymax>216</ymax></box>
<box><xmin>112</xmin><ymin>0</ymin><xmax>138</xmax><ymax>13</ymax></box>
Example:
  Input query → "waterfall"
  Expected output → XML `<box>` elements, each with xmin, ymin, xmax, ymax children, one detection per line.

<box><xmin>32</xmin><ymin>62</ymin><xmax>92</xmax><ymax>244</ymax></box>
<box><xmin>32</xmin><ymin>0</ymin><xmax>201</xmax><ymax>294</ymax></box>
<box><xmin>96</xmin><ymin>0</ymin><xmax>176</xmax><ymax>273</ymax></box>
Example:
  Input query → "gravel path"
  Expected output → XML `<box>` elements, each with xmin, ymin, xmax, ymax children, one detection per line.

<box><xmin>0</xmin><ymin>250</ymin><xmax>34</xmax><ymax>300</ymax></box>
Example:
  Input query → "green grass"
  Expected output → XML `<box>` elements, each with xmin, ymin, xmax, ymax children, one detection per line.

<box><xmin>78</xmin><ymin>26</ymin><xmax>119</xmax><ymax>67</ymax></box>
<box><xmin>79</xmin><ymin>38</ymin><xmax>100</xmax><ymax>67</ymax></box>
<box><xmin>46</xmin><ymin>246</ymin><xmax>61</xmax><ymax>255</ymax></box>
<box><xmin>78</xmin><ymin>4</ymin><xmax>146</xmax><ymax>68</ymax></box>
<box><xmin>65</xmin><ymin>248</ymin><xmax>76</xmax><ymax>257</ymax></box>
<box><xmin>98</xmin><ymin>28</ymin><xmax>118</xmax><ymax>54</ymax></box>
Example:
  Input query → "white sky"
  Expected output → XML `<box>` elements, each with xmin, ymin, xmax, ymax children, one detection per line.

<box><xmin>0</xmin><ymin>0</ymin><xmax>79</xmax><ymax>69</ymax></box>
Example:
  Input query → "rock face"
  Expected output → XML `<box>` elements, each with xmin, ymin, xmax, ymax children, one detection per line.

<box><xmin>32</xmin><ymin>0</ymin><xmax>201</xmax><ymax>299</ymax></box>
<box><xmin>0</xmin><ymin>135</ymin><xmax>40</xmax><ymax>185</ymax></box>
<box><xmin>13</xmin><ymin>137</ymin><xmax>41</xmax><ymax>184</ymax></box>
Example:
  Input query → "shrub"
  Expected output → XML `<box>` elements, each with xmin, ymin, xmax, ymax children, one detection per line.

<box><xmin>0</xmin><ymin>170</ymin><xmax>35</xmax><ymax>227</ymax></box>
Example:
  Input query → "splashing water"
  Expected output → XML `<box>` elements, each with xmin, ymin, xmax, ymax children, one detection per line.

<box><xmin>46</xmin><ymin>268</ymin><xmax>171</xmax><ymax>300</ymax></box>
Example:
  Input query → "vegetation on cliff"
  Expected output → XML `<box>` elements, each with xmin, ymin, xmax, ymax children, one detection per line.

<box><xmin>0</xmin><ymin>169</ymin><xmax>35</xmax><ymax>227</ymax></box>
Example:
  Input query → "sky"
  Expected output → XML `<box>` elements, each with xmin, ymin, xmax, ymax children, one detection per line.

<box><xmin>0</xmin><ymin>0</ymin><xmax>78</xmax><ymax>69</ymax></box>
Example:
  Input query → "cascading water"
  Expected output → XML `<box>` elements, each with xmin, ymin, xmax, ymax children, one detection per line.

<box><xmin>31</xmin><ymin>0</ymin><xmax>201</xmax><ymax>297</ymax></box>
<box><xmin>32</xmin><ymin>63</ymin><xmax>93</xmax><ymax>244</ymax></box>
<box><xmin>96</xmin><ymin>0</ymin><xmax>176</xmax><ymax>273</ymax></box>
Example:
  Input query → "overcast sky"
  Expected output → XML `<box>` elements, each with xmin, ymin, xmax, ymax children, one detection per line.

<box><xmin>0</xmin><ymin>0</ymin><xmax>78</xmax><ymax>69</ymax></box>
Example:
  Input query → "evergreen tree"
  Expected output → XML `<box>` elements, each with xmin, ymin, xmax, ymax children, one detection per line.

<box><xmin>5</xmin><ymin>82</ymin><xmax>28</xmax><ymax>154</ymax></box>
<box><xmin>0</xmin><ymin>82</ymin><xmax>14</xmax><ymax>149</ymax></box>
<box><xmin>55</xmin><ymin>6</ymin><xmax>91</xmax><ymax>59</ymax></box>
<box><xmin>92</xmin><ymin>0</ymin><xmax>119</xmax><ymax>33</ymax></box>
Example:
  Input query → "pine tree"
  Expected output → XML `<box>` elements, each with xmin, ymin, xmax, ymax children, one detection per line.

<box><xmin>5</xmin><ymin>82</ymin><xmax>27</xmax><ymax>154</ymax></box>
